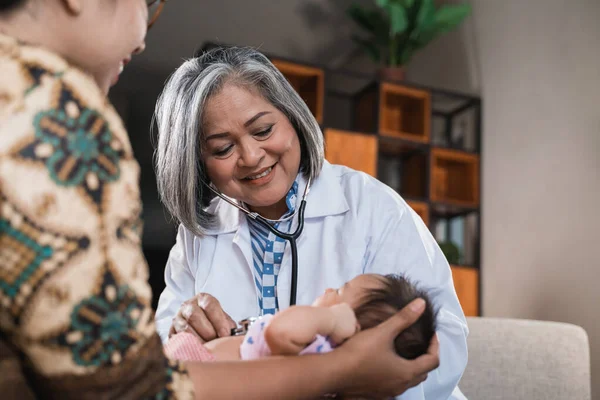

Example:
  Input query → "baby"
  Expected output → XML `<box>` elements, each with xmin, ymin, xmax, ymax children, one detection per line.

<box><xmin>164</xmin><ymin>273</ymin><xmax>437</xmax><ymax>362</ymax></box>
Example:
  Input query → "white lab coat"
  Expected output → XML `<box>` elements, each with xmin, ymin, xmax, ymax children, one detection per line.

<box><xmin>155</xmin><ymin>161</ymin><xmax>469</xmax><ymax>400</ymax></box>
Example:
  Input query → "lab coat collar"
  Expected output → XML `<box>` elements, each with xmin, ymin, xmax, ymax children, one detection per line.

<box><xmin>203</xmin><ymin>160</ymin><xmax>349</xmax><ymax>235</ymax></box>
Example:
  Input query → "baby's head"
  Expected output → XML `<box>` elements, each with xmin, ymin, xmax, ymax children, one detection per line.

<box><xmin>313</xmin><ymin>273</ymin><xmax>437</xmax><ymax>360</ymax></box>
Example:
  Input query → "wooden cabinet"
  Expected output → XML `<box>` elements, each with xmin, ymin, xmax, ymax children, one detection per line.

<box><xmin>451</xmin><ymin>265</ymin><xmax>479</xmax><ymax>316</ymax></box>
<box><xmin>324</xmin><ymin>129</ymin><xmax>378</xmax><ymax>177</ymax></box>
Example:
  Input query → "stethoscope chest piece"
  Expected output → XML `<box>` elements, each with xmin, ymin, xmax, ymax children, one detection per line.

<box><xmin>231</xmin><ymin>317</ymin><xmax>258</xmax><ymax>336</ymax></box>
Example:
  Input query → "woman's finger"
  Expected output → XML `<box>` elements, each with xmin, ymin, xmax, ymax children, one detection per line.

<box><xmin>169</xmin><ymin>312</ymin><xmax>206</xmax><ymax>343</ymax></box>
<box><xmin>197</xmin><ymin>294</ymin><xmax>236</xmax><ymax>338</ymax></box>
<box><xmin>186</xmin><ymin>301</ymin><xmax>219</xmax><ymax>341</ymax></box>
<box><xmin>410</xmin><ymin>333</ymin><xmax>440</xmax><ymax>375</ymax></box>
<box><xmin>407</xmin><ymin>372</ymin><xmax>429</xmax><ymax>388</ymax></box>
<box><xmin>172</xmin><ymin>315</ymin><xmax>189</xmax><ymax>334</ymax></box>
<box><xmin>378</xmin><ymin>298</ymin><xmax>427</xmax><ymax>338</ymax></box>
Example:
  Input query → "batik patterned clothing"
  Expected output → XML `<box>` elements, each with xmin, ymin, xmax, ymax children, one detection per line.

<box><xmin>0</xmin><ymin>33</ymin><xmax>194</xmax><ymax>399</ymax></box>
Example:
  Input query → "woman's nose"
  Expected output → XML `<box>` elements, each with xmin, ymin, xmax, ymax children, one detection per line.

<box><xmin>238</xmin><ymin>141</ymin><xmax>264</xmax><ymax>167</ymax></box>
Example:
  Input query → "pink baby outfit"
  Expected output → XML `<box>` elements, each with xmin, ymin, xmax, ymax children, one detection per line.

<box><xmin>163</xmin><ymin>332</ymin><xmax>216</xmax><ymax>362</ymax></box>
<box><xmin>240</xmin><ymin>314</ymin><xmax>335</xmax><ymax>360</ymax></box>
<box><xmin>163</xmin><ymin>314</ymin><xmax>334</xmax><ymax>362</ymax></box>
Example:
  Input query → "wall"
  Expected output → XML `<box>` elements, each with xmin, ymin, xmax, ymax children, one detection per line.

<box><xmin>408</xmin><ymin>0</ymin><xmax>600</xmax><ymax>396</ymax></box>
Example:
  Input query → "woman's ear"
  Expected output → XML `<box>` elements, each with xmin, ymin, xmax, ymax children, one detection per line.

<box><xmin>61</xmin><ymin>0</ymin><xmax>82</xmax><ymax>15</ymax></box>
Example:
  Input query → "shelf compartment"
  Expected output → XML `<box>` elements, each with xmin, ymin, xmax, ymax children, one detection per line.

<box><xmin>431</xmin><ymin>92</ymin><xmax>481</xmax><ymax>153</ymax></box>
<box><xmin>378</xmin><ymin>136</ymin><xmax>427</xmax><ymax>199</ymax></box>
<box><xmin>353</xmin><ymin>82</ymin><xmax>430</xmax><ymax>143</ymax></box>
<box><xmin>430</xmin><ymin>148</ymin><xmax>479</xmax><ymax>207</ymax></box>
<box><xmin>271</xmin><ymin>59</ymin><xmax>324</xmax><ymax>124</ymax></box>
<box><xmin>450</xmin><ymin>265</ymin><xmax>479</xmax><ymax>316</ymax></box>
<box><xmin>380</xmin><ymin>83</ymin><xmax>431</xmax><ymax>142</ymax></box>
<box><xmin>324</xmin><ymin>129</ymin><xmax>377</xmax><ymax>177</ymax></box>
<box><xmin>432</xmin><ymin>207</ymin><xmax>479</xmax><ymax>267</ymax></box>
<box><xmin>407</xmin><ymin>200</ymin><xmax>429</xmax><ymax>227</ymax></box>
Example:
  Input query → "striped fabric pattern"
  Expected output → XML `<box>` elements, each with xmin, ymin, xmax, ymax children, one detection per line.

<box><xmin>247</xmin><ymin>180</ymin><xmax>298</xmax><ymax>315</ymax></box>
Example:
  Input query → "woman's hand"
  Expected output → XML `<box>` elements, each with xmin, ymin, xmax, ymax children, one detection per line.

<box><xmin>333</xmin><ymin>298</ymin><xmax>440</xmax><ymax>398</ymax></box>
<box><xmin>169</xmin><ymin>293</ymin><xmax>237</xmax><ymax>342</ymax></box>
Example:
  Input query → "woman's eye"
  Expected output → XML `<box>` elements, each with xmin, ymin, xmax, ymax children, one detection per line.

<box><xmin>213</xmin><ymin>145</ymin><xmax>233</xmax><ymax>157</ymax></box>
<box><xmin>254</xmin><ymin>125</ymin><xmax>273</xmax><ymax>138</ymax></box>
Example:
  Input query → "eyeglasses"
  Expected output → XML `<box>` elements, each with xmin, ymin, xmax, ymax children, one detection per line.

<box><xmin>147</xmin><ymin>0</ymin><xmax>167</xmax><ymax>29</ymax></box>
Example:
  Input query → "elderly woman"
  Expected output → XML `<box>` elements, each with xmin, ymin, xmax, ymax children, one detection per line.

<box><xmin>0</xmin><ymin>0</ymin><xmax>440</xmax><ymax>399</ymax></box>
<box><xmin>154</xmin><ymin>46</ymin><xmax>468</xmax><ymax>399</ymax></box>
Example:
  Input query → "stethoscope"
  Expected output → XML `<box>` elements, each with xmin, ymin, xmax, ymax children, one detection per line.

<box><xmin>204</xmin><ymin>177</ymin><xmax>312</xmax><ymax>334</ymax></box>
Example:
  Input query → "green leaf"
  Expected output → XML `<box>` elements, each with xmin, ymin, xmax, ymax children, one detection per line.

<box><xmin>409</xmin><ymin>3</ymin><xmax>471</xmax><ymax>49</ymax></box>
<box><xmin>416</xmin><ymin>0</ymin><xmax>436</xmax><ymax>31</ymax></box>
<box><xmin>348</xmin><ymin>5</ymin><xmax>389</xmax><ymax>34</ymax></box>
<box><xmin>399</xmin><ymin>47</ymin><xmax>413</xmax><ymax>65</ymax></box>
<box><xmin>433</xmin><ymin>4</ymin><xmax>471</xmax><ymax>32</ymax></box>
<box><xmin>389</xmin><ymin>3</ymin><xmax>408</xmax><ymax>34</ymax></box>
<box><xmin>411</xmin><ymin>24</ymin><xmax>442</xmax><ymax>48</ymax></box>
<box><xmin>347</xmin><ymin>5</ymin><xmax>391</xmax><ymax>45</ymax></box>
<box><xmin>351</xmin><ymin>35</ymin><xmax>381</xmax><ymax>63</ymax></box>
<box><xmin>347</xmin><ymin>4</ymin><xmax>377</xmax><ymax>34</ymax></box>
<box><xmin>375</xmin><ymin>0</ymin><xmax>390</xmax><ymax>8</ymax></box>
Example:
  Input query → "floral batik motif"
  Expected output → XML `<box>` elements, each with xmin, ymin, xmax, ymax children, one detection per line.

<box><xmin>43</xmin><ymin>266</ymin><xmax>150</xmax><ymax>368</ymax></box>
<box><xmin>12</xmin><ymin>81</ymin><xmax>124</xmax><ymax>211</ymax></box>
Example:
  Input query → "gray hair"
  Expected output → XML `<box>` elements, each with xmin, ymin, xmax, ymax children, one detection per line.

<box><xmin>153</xmin><ymin>46</ymin><xmax>324</xmax><ymax>237</ymax></box>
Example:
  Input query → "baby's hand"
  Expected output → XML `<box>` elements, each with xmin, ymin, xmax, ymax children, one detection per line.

<box><xmin>329</xmin><ymin>303</ymin><xmax>359</xmax><ymax>344</ymax></box>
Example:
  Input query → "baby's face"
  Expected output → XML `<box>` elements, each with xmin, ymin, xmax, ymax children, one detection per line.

<box><xmin>312</xmin><ymin>274</ymin><xmax>384</xmax><ymax>309</ymax></box>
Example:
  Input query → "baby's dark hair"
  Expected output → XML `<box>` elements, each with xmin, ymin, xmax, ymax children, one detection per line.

<box><xmin>354</xmin><ymin>274</ymin><xmax>437</xmax><ymax>360</ymax></box>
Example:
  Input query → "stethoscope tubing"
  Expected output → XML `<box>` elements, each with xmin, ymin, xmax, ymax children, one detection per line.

<box><xmin>249</xmin><ymin>199</ymin><xmax>306</xmax><ymax>306</ymax></box>
<box><xmin>205</xmin><ymin>177</ymin><xmax>311</xmax><ymax>307</ymax></box>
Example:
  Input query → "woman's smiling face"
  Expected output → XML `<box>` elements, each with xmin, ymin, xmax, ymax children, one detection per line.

<box><xmin>201</xmin><ymin>83</ymin><xmax>301</xmax><ymax>219</ymax></box>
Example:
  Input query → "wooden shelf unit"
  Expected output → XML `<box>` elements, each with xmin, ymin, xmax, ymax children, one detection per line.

<box><xmin>324</xmin><ymin>80</ymin><xmax>481</xmax><ymax>317</ymax></box>
<box><xmin>271</xmin><ymin>59</ymin><xmax>325</xmax><ymax>124</ymax></box>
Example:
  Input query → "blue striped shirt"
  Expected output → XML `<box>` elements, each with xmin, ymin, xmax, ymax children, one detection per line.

<box><xmin>247</xmin><ymin>179</ymin><xmax>299</xmax><ymax>315</ymax></box>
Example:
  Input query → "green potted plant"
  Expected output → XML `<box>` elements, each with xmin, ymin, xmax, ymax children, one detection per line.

<box><xmin>347</xmin><ymin>0</ymin><xmax>471</xmax><ymax>81</ymax></box>
<box><xmin>438</xmin><ymin>240</ymin><xmax>461</xmax><ymax>265</ymax></box>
